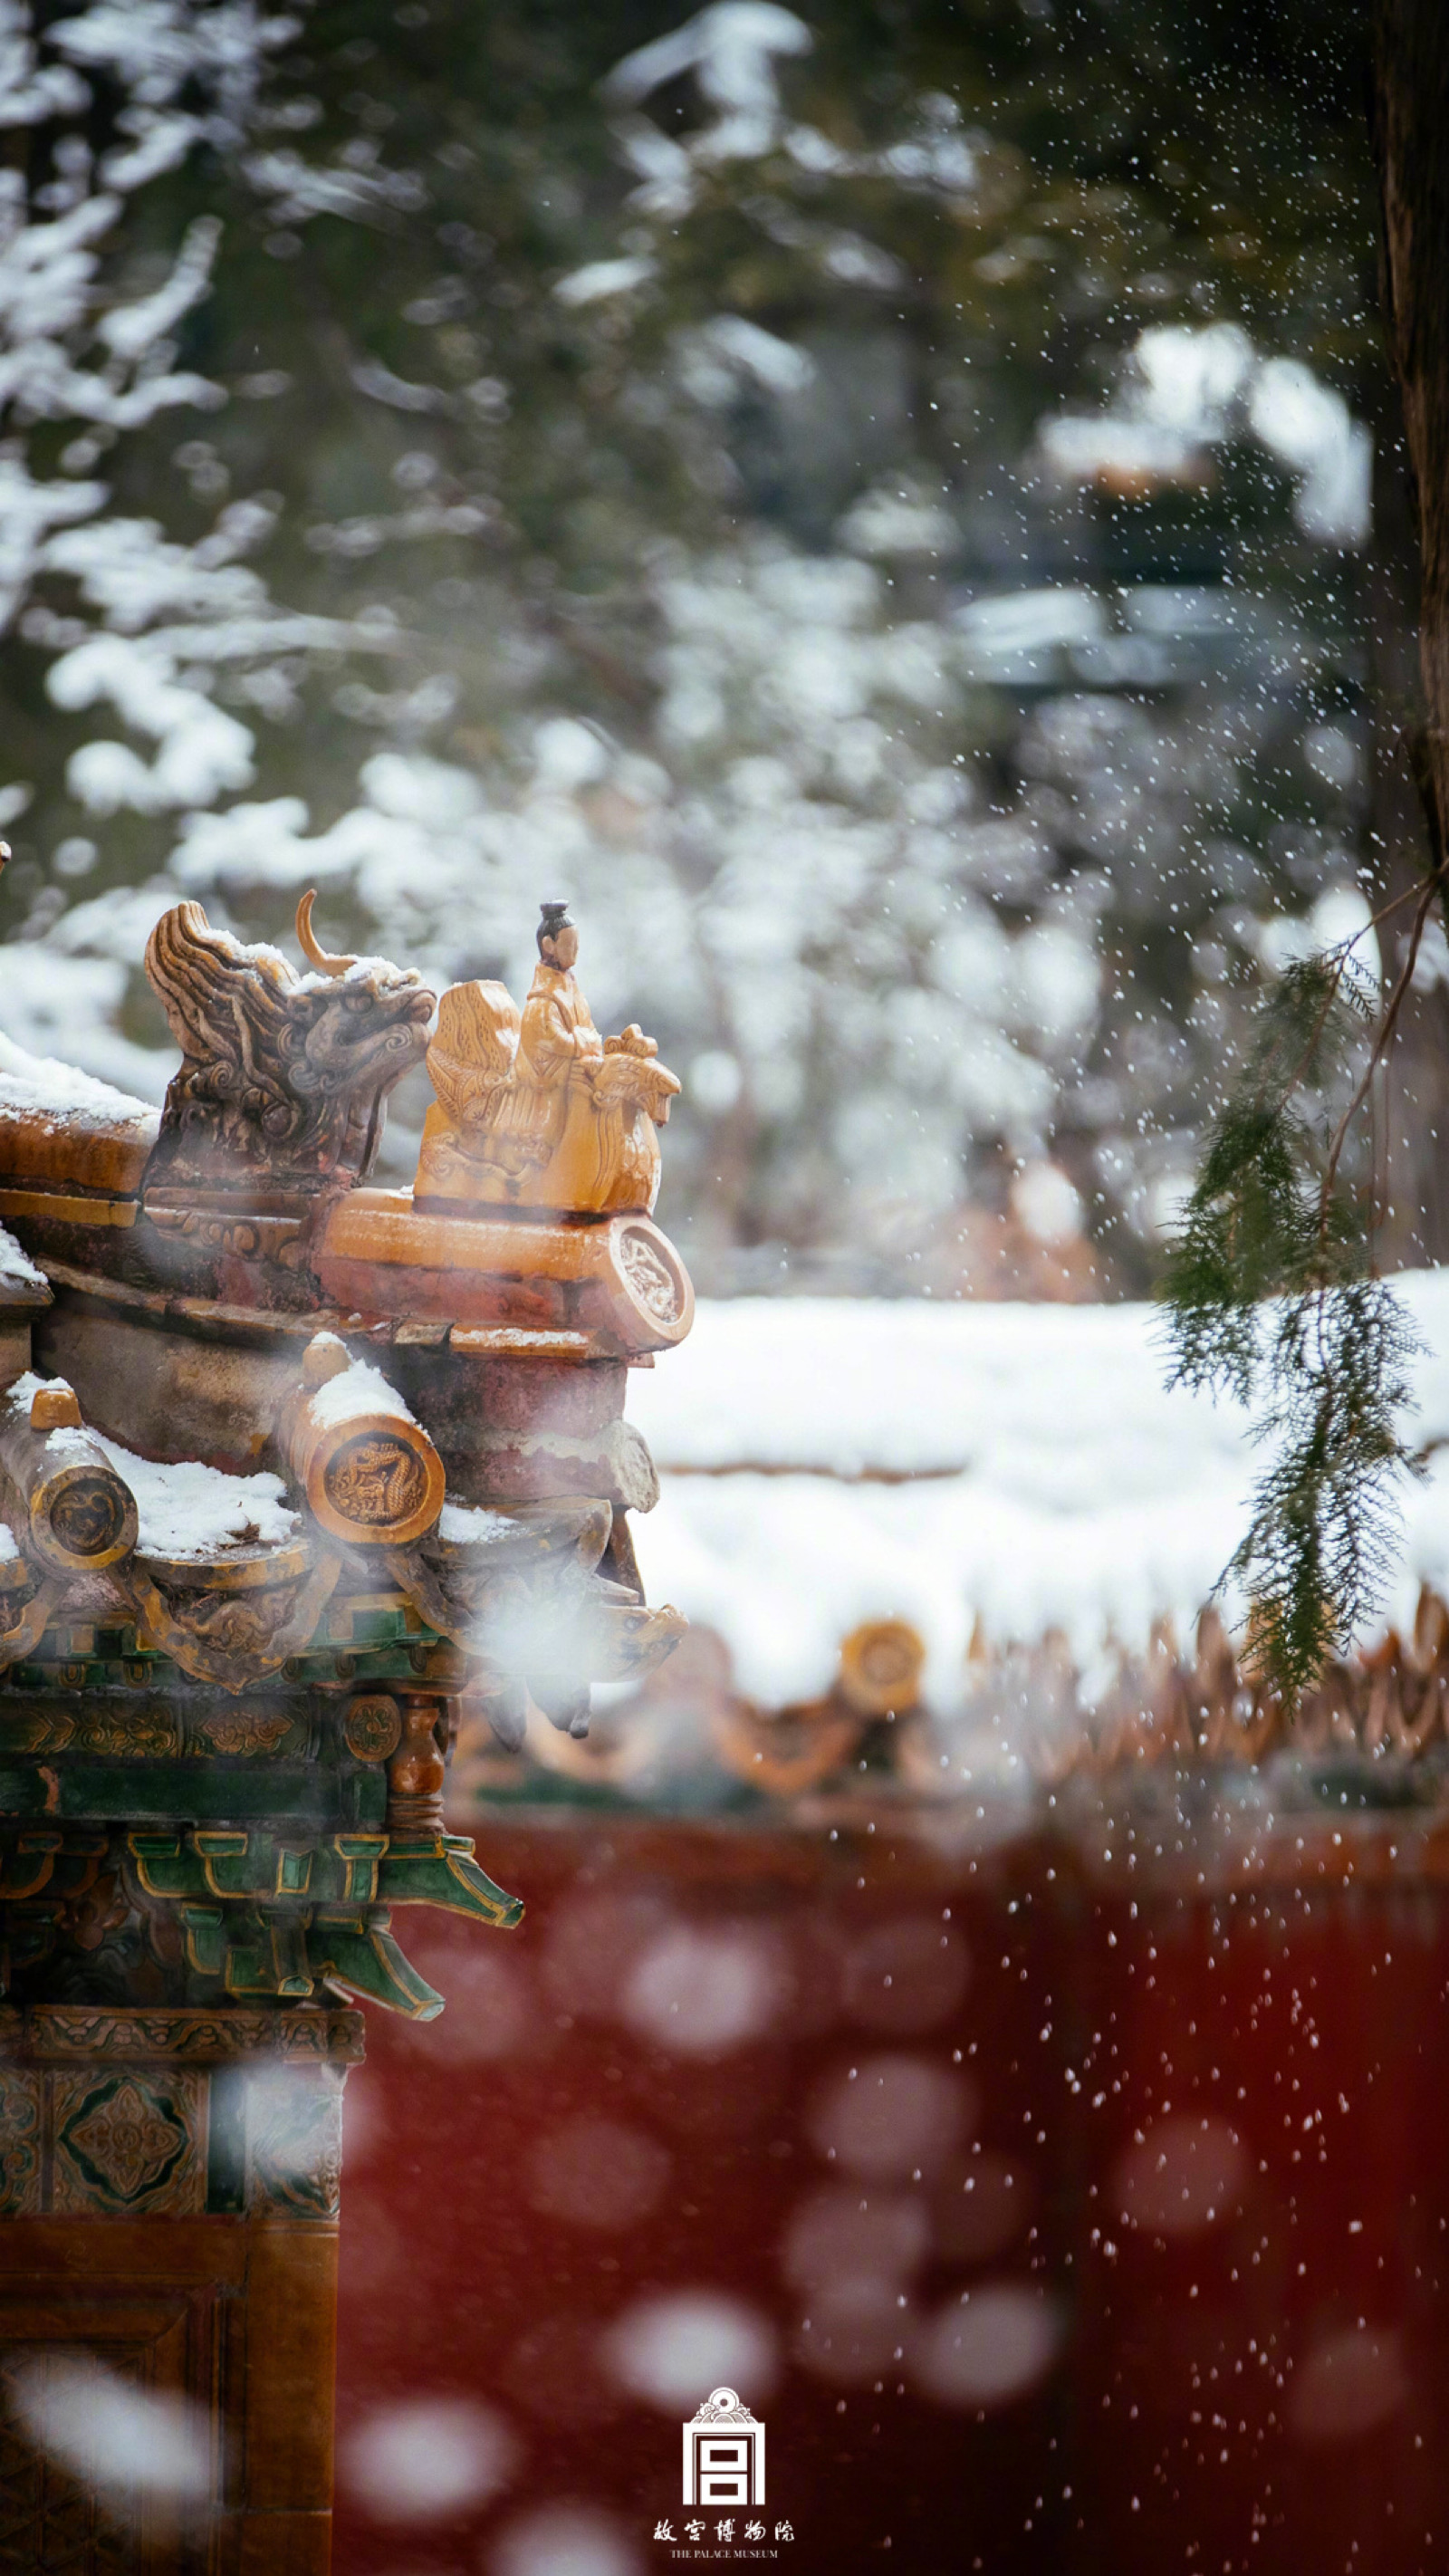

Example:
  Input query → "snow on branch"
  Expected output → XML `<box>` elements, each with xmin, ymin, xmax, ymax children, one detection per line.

<box><xmin>97</xmin><ymin>214</ymin><xmax>220</xmax><ymax>361</ymax></box>
<box><xmin>48</xmin><ymin>1</ymin><xmax>301</xmax><ymax>158</ymax></box>
<box><xmin>0</xmin><ymin>1</ymin><xmax>442</xmax><ymax>1098</ymax></box>
<box><xmin>0</xmin><ymin>0</ymin><xmax>429</xmax><ymax>847</ymax></box>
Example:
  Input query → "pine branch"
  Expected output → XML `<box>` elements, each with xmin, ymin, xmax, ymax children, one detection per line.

<box><xmin>1161</xmin><ymin>939</ymin><xmax>1423</xmax><ymax>1704</ymax></box>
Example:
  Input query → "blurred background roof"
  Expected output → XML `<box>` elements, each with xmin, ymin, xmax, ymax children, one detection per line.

<box><xmin>633</xmin><ymin>1272</ymin><xmax>1449</xmax><ymax>1710</ymax></box>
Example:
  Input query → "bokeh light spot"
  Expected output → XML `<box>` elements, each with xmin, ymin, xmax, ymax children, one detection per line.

<box><xmin>806</xmin><ymin>2052</ymin><xmax>973</xmax><ymax>2180</ymax></box>
<box><xmin>490</xmin><ymin>2500</ymin><xmax>643</xmax><ymax>2576</ymax></box>
<box><xmin>622</xmin><ymin>1923</ymin><xmax>783</xmax><ymax>2055</ymax></box>
<box><xmin>339</xmin><ymin>2397</ymin><xmax>516</xmax><ymax>2523</ymax></box>
<box><xmin>1112</xmin><ymin>2114</ymin><xmax>1248</xmax><ymax>2236</ymax></box>
<box><xmin>910</xmin><ymin>2283</ymin><xmax>1063</xmax><ymax>2410</ymax></box>
<box><xmin>1287</xmin><ymin>2326</ymin><xmax>1410</xmax><ymax>2444</ymax></box>
<box><xmin>780</xmin><ymin>2184</ymin><xmax>930</xmax><ymax>2290</ymax></box>
<box><xmin>843</xmin><ymin>1918</ymin><xmax>971</xmax><ymax>2034</ymax></box>
<box><xmin>602</xmin><ymin>2290</ymin><xmax>779</xmax><ymax>2411</ymax></box>
<box><xmin>527</xmin><ymin>2117</ymin><xmax>671</xmax><ymax>2231</ymax></box>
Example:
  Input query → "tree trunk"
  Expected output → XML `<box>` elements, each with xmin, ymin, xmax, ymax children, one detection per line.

<box><xmin>1365</xmin><ymin>372</ymin><xmax>1449</xmax><ymax>1267</ymax></box>
<box><xmin>1372</xmin><ymin>0</ymin><xmax>1449</xmax><ymax>868</ymax></box>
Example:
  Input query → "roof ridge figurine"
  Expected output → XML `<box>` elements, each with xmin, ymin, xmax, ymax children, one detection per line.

<box><xmin>417</xmin><ymin>898</ymin><xmax>682</xmax><ymax>1215</ymax></box>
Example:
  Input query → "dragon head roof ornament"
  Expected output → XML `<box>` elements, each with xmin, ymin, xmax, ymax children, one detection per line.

<box><xmin>145</xmin><ymin>894</ymin><xmax>437</xmax><ymax>1197</ymax></box>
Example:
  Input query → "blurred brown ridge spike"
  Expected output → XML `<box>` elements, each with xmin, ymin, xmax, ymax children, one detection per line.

<box><xmin>0</xmin><ymin>891</ymin><xmax>691</xmax><ymax>2571</ymax></box>
<box><xmin>449</xmin><ymin>1593</ymin><xmax>1449</xmax><ymax>1814</ymax></box>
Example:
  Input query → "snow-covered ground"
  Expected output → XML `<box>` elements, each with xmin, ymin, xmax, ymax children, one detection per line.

<box><xmin>628</xmin><ymin>1278</ymin><xmax>1449</xmax><ymax>1710</ymax></box>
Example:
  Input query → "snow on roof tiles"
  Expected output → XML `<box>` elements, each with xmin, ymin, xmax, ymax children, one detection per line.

<box><xmin>0</xmin><ymin>1221</ymin><xmax>50</xmax><ymax>1302</ymax></box>
<box><xmin>0</xmin><ymin>1028</ymin><xmax>158</xmax><ymax>1130</ymax></box>
<box><xmin>91</xmin><ymin>1430</ymin><xmax>299</xmax><ymax>1562</ymax></box>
